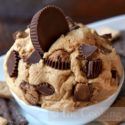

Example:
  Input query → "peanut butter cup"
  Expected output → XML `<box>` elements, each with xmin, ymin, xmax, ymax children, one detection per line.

<box><xmin>30</xmin><ymin>5</ymin><xmax>69</xmax><ymax>54</ymax></box>
<box><xmin>20</xmin><ymin>82</ymin><xmax>39</xmax><ymax>105</ymax></box>
<box><xmin>84</xmin><ymin>59</ymin><xmax>102</xmax><ymax>79</ymax></box>
<box><xmin>26</xmin><ymin>50</ymin><xmax>41</xmax><ymax>64</ymax></box>
<box><xmin>78</xmin><ymin>44</ymin><xmax>97</xmax><ymax>59</ymax></box>
<box><xmin>7</xmin><ymin>50</ymin><xmax>20</xmax><ymax>77</ymax></box>
<box><xmin>44</xmin><ymin>49</ymin><xmax>70</xmax><ymax>70</ymax></box>
<box><xmin>74</xmin><ymin>83</ymin><xmax>91</xmax><ymax>101</ymax></box>
<box><xmin>36</xmin><ymin>82</ymin><xmax>55</xmax><ymax>96</ymax></box>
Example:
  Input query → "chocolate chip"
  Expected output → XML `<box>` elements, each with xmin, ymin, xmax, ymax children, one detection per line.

<box><xmin>20</xmin><ymin>82</ymin><xmax>39</xmax><ymax>105</ymax></box>
<box><xmin>74</xmin><ymin>83</ymin><xmax>91</xmax><ymax>101</ymax></box>
<box><xmin>84</xmin><ymin>59</ymin><xmax>102</xmax><ymax>79</ymax></box>
<box><xmin>30</xmin><ymin>5</ymin><xmax>69</xmax><ymax>54</ymax></box>
<box><xmin>25</xmin><ymin>50</ymin><xmax>42</xmax><ymax>64</ymax></box>
<box><xmin>7</xmin><ymin>50</ymin><xmax>20</xmax><ymax>77</ymax></box>
<box><xmin>36</xmin><ymin>83</ymin><xmax>55</xmax><ymax>96</ymax></box>
<box><xmin>79</xmin><ymin>44</ymin><xmax>97</xmax><ymax>59</ymax></box>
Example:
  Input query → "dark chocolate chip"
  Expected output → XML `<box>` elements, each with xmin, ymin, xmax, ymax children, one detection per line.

<box><xmin>26</xmin><ymin>50</ymin><xmax>42</xmax><ymax>64</ymax></box>
<box><xmin>30</xmin><ymin>5</ymin><xmax>69</xmax><ymax>54</ymax></box>
<box><xmin>79</xmin><ymin>44</ymin><xmax>97</xmax><ymax>59</ymax></box>
<box><xmin>7</xmin><ymin>50</ymin><xmax>20</xmax><ymax>77</ymax></box>
<box><xmin>84</xmin><ymin>59</ymin><xmax>102</xmax><ymax>79</ymax></box>
<box><xmin>74</xmin><ymin>83</ymin><xmax>91</xmax><ymax>101</ymax></box>
<box><xmin>36</xmin><ymin>83</ymin><xmax>55</xmax><ymax>96</ymax></box>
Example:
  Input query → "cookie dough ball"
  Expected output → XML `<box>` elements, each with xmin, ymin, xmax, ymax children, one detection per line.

<box><xmin>4</xmin><ymin>24</ymin><xmax>123</xmax><ymax>111</ymax></box>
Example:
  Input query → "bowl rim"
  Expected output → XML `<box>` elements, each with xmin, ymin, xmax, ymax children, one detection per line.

<box><xmin>11</xmin><ymin>70</ymin><xmax>124</xmax><ymax>113</ymax></box>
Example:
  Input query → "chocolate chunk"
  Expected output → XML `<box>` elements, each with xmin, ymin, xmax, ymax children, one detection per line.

<box><xmin>36</xmin><ymin>83</ymin><xmax>55</xmax><ymax>96</ymax></box>
<box><xmin>100</xmin><ymin>33</ymin><xmax>112</xmax><ymax>40</ymax></box>
<box><xmin>66</xmin><ymin>16</ymin><xmax>80</xmax><ymax>31</ymax></box>
<box><xmin>44</xmin><ymin>49</ymin><xmax>70</xmax><ymax>70</ymax></box>
<box><xmin>30</xmin><ymin>5</ymin><xmax>69</xmax><ymax>54</ymax></box>
<box><xmin>74</xmin><ymin>83</ymin><xmax>91</xmax><ymax>101</ymax></box>
<box><xmin>7</xmin><ymin>50</ymin><xmax>20</xmax><ymax>77</ymax></box>
<box><xmin>26</xmin><ymin>50</ymin><xmax>41</xmax><ymax>64</ymax></box>
<box><xmin>79</xmin><ymin>44</ymin><xmax>97</xmax><ymax>59</ymax></box>
<box><xmin>84</xmin><ymin>59</ymin><xmax>102</xmax><ymax>79</ymax></box>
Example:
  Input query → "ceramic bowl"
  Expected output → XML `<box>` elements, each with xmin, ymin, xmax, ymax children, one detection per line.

<box><xmin>11</xmin><ymin>71</ymin><xmax>124</xmax><ymax>125</ymax></box>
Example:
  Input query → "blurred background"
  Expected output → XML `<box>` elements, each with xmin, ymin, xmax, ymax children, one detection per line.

<box><xmin>0</xmin><ymin>0</ymin><xmax>125</xmax><ymax>55</ymax></box>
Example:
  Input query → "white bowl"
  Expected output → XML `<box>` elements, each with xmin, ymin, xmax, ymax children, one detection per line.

<box><xmin>11</xmin><ymin>72</ymin><xmax>124</xmax><ymax>125</ymax></box>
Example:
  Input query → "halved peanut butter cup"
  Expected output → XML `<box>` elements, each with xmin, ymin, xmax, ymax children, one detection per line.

<box><xmin>74</xmin><ymin>83</ymin><xmax>92</xmax><ymax>101</ymax></box>
<box><xmin>36</xmin><ymin>82</ymin><xmax>55</xmax><ymax>96</ymax></box>
<box><xmin>7</xmin><ymin>50</ymin><xmax>20</xmax><ymax>77</ymax></box>
<box><xmin>30</xmin><ymin>5</ymin><xmax>69</xmax><ymax>54</ymax></box>
<box><xmin>84</xmin><ymin>59</ymin><xmax>102</xmax><ymax>79</ymax></box>
<box><xmin>78</xmin><ymin>44</ymin><xmax>97</xmax><ymax>59</ymax></box>
<box><xmin>43</xmin><ymin>49</ymin><xmax>70</xmax><ymax>70</ymax></box>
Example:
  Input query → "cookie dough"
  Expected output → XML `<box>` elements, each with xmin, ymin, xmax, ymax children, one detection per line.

<box><xmin>4</xmin><ymin>24</ymin><xmax>123</xmax><ymax>112</ymax></box>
